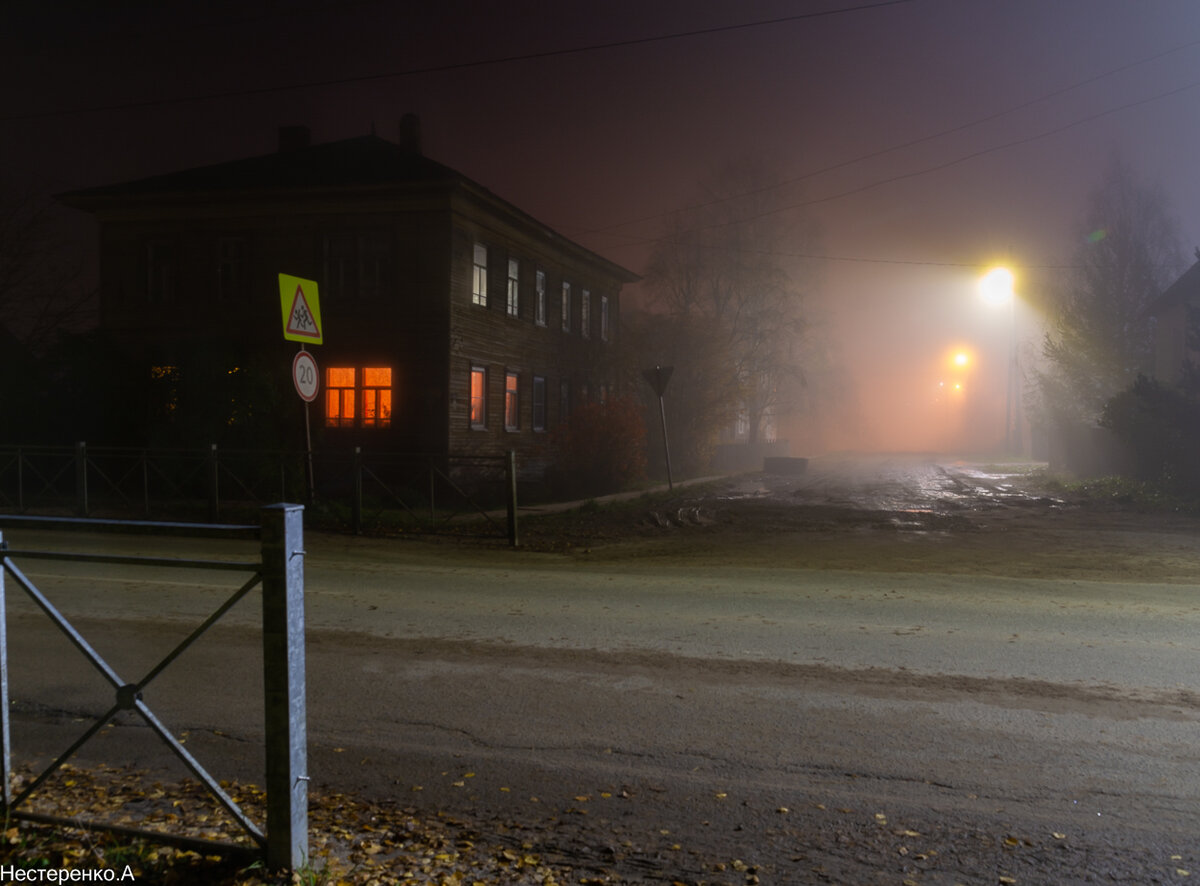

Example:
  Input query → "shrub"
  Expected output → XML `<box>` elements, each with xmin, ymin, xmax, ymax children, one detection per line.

<box><xmin>550</xmin><ymin>395</ymin><xmax>648</xmax><ymax>498</ymax></box>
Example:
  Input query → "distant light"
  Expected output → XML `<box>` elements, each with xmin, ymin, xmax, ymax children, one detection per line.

<box><xmin>954</xmin><ymin>352</ymin><xmax>969</xmax><ymax>367</ymax></box>
<box><xmin>979</xmin><ymin>267</ymin><xmax>1014</xmax><ymax>306</ymax></box>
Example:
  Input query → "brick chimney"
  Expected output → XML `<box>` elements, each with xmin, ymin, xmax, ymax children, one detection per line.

<box><xmin>278</xmin><ymin>125</ymin><xmax>311</xmax><ymax>153</ymax></box>
<box><xmin>398</xmin><ymin>114</ymin><xmax>421</xmax><ymax>155</ymax></box>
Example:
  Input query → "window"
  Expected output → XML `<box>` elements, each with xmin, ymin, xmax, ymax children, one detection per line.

<box><xmin>532</xmin><ymin>375</ymin><xmax>547</xmax><ymax>431</ymax></box>
<box><xmin>504</xmin><ymin>371</ymin><xmax>519</xmax><ymax>431</ymax></box>
<box><xmin>472</xmin><ymin>243</ymin><xmax>488</xmax><ymax>306</ymax></box>
<box><xmin>326</xmin><ymin>367</ymin><xmax>357</xmax><ymax>428</ymax></box>
<box><xmin>470</xmin><ymin>365</ymin><xmax>487</xmax><ymax>429</ymax></box>
<box><xmin>216</xmin><ymin>238</ymin><xmax>248</xmax><ymax>302</ymax></box>
<box><xmin>560</xmin><ymin>377</ymin><xmax>570</xmax><ymax>423</ymax></box>
<box><xmin>146</xmin><ymin>241</ymin><xmax>177</xmax><ymax>304</ymax></box>
<box><xmin>600</xmin><ymin>295</ymin><xmax>610</xmax><ymax>342</ymax></box>
<box><xmin>561</xmin><ymin>281</ymin><xmax>571</xmax><ymax>332</ymax></box>
<box><xmin>358</xmin><ymin>231</ymin><xmax>391</xmax><ymax>300</ymax></box>
<box><xmin>361</xmin><ymin>367</ymin><xmax>392</xmax><ymax>427</ymax></box>
<box><xmin>581</xmin><ymin>289</ymin><xmax>591</xmax><ymax>339</ymax></box>
<box><xmin>535</xmin><ymin>270</ymin><xmax>547</xmax><ymax>326</ymax></box>
<box><xmin>324</xmin><ymin>366</ymin><xmax>392</xmax><ymax>428</ymax></box>
<box><xmin>506</xmin><ymin>258</ymin><xmax>519</xmax><ymax>317</ymax></box>
<box><xmin>323</xmin><ymin>231</ymin><xmax>393</xmax><ymax>299</ymax></box>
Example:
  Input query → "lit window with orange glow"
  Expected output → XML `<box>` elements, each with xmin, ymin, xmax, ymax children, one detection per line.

<box><xmin>470</xmin><ymin>365</ymin><xmax>487</xmax><ymax>429</ymax></box>
<box><xmin>361</xmin><ymin>367</ymin><xmax>392</xmax><ymax>427</ymax></box>
<box><xmin>326</xmin><ymin>367</ymin><xmax>357</xmax><ymax>427</ymax></box>
<box><xmin>504</xmin><ymin>371</ymin><xmax>519</xmax><ymax>431</ymax></box>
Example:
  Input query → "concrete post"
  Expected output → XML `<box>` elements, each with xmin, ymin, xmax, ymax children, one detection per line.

<box><xmin>260</xmin><ymin>504</ymin><xmax>308</xmax><ymax>871</ymax></box>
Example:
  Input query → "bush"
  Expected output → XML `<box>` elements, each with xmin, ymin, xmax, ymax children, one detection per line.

<box><xmin>549</xmin><ymin>395</ymin><xmax>648</xmax><ymax>498</ymax></box>
<box><xmin>1101</xmin><ymin>373</ymin><xmax>1200</xmax><ymax>490</ymax></box>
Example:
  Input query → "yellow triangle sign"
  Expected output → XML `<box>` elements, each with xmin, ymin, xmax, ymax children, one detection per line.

<box><xmin>279</xmin><ymin>274</ymin><xmax>323</xmax><ymax>344</ymax></box>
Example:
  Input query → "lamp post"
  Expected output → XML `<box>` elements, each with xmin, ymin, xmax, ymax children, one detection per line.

<box><xmin>979</xmin><ymin>267</ymin><xmax>1019</xmax><ymax>455</ymax></box>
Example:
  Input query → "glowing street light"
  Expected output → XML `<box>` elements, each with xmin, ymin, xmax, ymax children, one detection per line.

<box><xmin>978</xmin><ymin>266</ymin><xmax>1015</xmax><ymax>306</ymax></box>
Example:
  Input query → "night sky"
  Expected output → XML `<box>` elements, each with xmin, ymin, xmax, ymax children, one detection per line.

<box><xmin>7</xmin><ymin>0</ymin><xmax>1200</xmax><ymax>452</ymax></box>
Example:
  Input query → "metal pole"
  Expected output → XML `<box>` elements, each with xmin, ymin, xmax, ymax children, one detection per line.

<box><xmin>352</xmin><ymin>447</ymin><xmax>363</xmax><ymax>536</ymax></box>
<box><xmin>304</xmin><ymin>403</ymin><xmax>315</xmax><ymax>507</ymax></box>
<box><xmin>260</xmin><ymin>503</ymin><xmax>308</xmax><ymax>871</ymax></box>
<box><xmin>208</xmin><ymin>444</ymin><xmax>219</xmax><ymax>522</ymax></box>
<box><xmin>506</xmin><ymin>450</ymin><xmax>519</xmax><ymax>547</ymax></box>
<box><xmin>76</xmin><ymin>441</ymin><xmax>88</xmax><ymax>517</ymax></box>
<box><xmin>657</xmin><ymin>395</ymin><xmax>674</xmax><ymax>491</ymax></box>
<box><xmin>0</xmin><ymin>531</ymin><xmax>11</xmax><ymax>809</ymax></box>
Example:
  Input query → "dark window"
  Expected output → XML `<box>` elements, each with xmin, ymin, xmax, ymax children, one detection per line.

<box><xmin>533</xmin><ymin>375</ymin><xmax>546</xmax><ymax>431</ymax></box>
<box><xmin>146</xmin><ymin>241</ymin><xmax>177</xmax><ymax>304</ymax></box>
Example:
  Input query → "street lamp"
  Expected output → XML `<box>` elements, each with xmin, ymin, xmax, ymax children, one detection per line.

<box><xmin>978</xmin><ymin>267</ymin><xmax>1019</xmax><ymax>455</ymax></box>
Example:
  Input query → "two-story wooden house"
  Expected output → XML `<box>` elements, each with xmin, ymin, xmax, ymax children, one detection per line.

<box><xmin>59</xmin><ymin>118</ymin><xmax>638</xmax><ymax>482</ymax></box>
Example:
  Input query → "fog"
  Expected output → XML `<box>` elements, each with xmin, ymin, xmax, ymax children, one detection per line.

<box><xmin>4</xmin><ymin>1</ymin><xmax>1198</xmax><ymax>456</ymax></box>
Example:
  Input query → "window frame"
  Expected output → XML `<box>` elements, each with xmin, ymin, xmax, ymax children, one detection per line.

<box><xmin>535</xmin><ymin>269</ymin><xmax>547</xmax><ymax>326</ymax></box>
<box><xmin>469</xmin><ymin>364</ymin><xmax>487</xmax><ymax>429</ymax></box>
<box><xmin>532</xmin><ymin>375</ymin><xmax>547</xmax><ymax>432</ymax></box>
<box><xmin>504</xmin><ymin>370</ymin><xmax>520</xmax><ymax>432</ymax></box>
<box><xmin>472</xmin><ymin>243</ymin><xmax>488</xmax><ymax>307</ymax></box>
<box><xmin>581</xmin><ymin>289</ymin><xmax>591</xmax><ymax>339</ymax></box>
<box><xmin>561</xmin><ymin>281</ymin><xmax>571</xmax><ymax>333</ymax></box>
<box><xmin>600</xmin><ymin>295</ymin><xmax>610</xmax><ymax>342</ymax></box>
<box><xmin>324</xmin><ymin>366</ymin><xmax>393</xmax><ymax>429</ymax></box>
<box><xmin>506</xmin><ymin>257</ymin><xmax>520</xmax><ymax>318</ymax></box>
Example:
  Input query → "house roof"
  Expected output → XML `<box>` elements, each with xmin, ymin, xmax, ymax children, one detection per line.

<box><xmin>61</xmin><ymin>133</ymin><xmax>461</xmax><ymax>198</ymax></box>
<box><xmin>58</xmin><ymin>130</ymin><xmax>640</xmax><ymax>283</ymax></box>
<box><xmin>1147</xmin><ymin>257</ymin><xmax>1200</xmax><ymax>317</ymax></box>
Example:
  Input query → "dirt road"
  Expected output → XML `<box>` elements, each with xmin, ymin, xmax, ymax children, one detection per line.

<box><xmin>4</xmin><ymin>454</ymin><xmax>1199</xmax><ymax>883</ymax></box>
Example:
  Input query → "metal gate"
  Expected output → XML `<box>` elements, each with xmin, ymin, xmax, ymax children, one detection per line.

<box><xmin>0</xmin><ymin>505</ymin><xmax>308</xmax><ymax>871</ymax></box>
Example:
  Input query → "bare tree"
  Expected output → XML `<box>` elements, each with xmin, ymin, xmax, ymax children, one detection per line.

<box><xmin>643</xmin><ymin>161</ymin><xmax>817</xmax><ymax>465</ymax></box>
<box><xmin>0</xmin><ymin>191</ymin><xmax>93</xmax><ymax>351</ymax></box>
<box><xmin>1037</xmin><ymin>156</ymin><xmax>1184</xmax><ymax>426</ymax></box>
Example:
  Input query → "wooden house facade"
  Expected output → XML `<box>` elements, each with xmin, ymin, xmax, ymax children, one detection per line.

<box><xmin>59</xmin><ymin>121</ymin><xmax>638</xmax><ymax>481</ymax></box>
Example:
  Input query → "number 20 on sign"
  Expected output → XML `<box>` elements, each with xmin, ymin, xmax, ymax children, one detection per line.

<box><xmin>292</xmin><ymin>350</ymin><xmax>319</xmax><ymax>402</ymax></box>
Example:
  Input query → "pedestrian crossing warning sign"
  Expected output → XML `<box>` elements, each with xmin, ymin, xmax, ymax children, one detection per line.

<box><xmin>279</xmin><ymin>274</ymin><xmax>323</xmax><ymax>344</ymax></box>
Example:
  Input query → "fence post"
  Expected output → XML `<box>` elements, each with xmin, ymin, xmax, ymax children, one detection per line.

<box><xmin>208</xmin><ymin>444</ymin><xmax>219</xmax><ymax>522</ymax></box>
<box><xmin>260</xmin><ymin>503</ymin><xmax>308</xmax><ymax>871</ymax></box>
<box><xmin>141</xmin><ymin>449</ymin><xmax>151</xmax><ymax>518</ymax></box>
<box><xmin>75</xmin><ymin>441</ymin><xmax>88</xmax><ymax>517</ymax></box>
<box><xmin>352</xmin><ymin>447</ymin><xmax>363</xmax><ymax>535</ymax></box>
<box><xmin>16</xmin><ymin>449</ymin><xmax>24</xmax><ymax>513</ymax></box>
<box><xmin>506</xmin><ymin>450</ymin><xmax>519</xmax><ymax>547</ymax></box>
<box><xmin>0</xmin><ymin>531</ymin><xmax>11</xmax><ymax>810</ymax></box>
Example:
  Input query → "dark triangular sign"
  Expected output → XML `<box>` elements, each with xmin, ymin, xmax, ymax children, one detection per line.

<box><xmin>641</xmin><ymin>365</ymin><xmax>674</xmax><ymax>397</ymax></box>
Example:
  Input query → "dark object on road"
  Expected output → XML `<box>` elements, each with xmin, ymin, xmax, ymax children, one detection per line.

<box><xmin>763</xmin><ymin>456</ymin><xmax>808</xmax><ymax>475</ymax></box>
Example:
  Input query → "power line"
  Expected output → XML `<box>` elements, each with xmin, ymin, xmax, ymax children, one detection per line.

<box><xmin>2</xmin><ymin>0</ymin><xmax>914</xmax><ymax>123</ymax></box>
<box><xmin>587</xmin><ymin>33</ymin><xmax>1200</xmax><ymax>236</ymax></box>
<box><xmin>579</xmin><ymin>67</ymin><xmax>1200</xmax><ymax>269</ymax></box>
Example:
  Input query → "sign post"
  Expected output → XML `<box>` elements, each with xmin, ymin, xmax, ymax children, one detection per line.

<box><xmin>641</xmin><ymin>365</ymin><xmax>674</xmax><ymax>490</ymax></box>
<box><xmin>279</xmin><ymin>276</ymin><xmax>323</xmax><ymax>503</ymax></box>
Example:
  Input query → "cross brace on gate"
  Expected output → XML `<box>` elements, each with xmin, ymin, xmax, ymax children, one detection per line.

<box><xmin>0</xmin><ymin>504</ymin><xmax>308</xmax><ymax>871</ymax></box>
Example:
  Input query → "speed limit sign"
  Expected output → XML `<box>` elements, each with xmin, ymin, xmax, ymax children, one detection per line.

<box><xmin>292</xmin><ymin>350</ymin><xmax>319</xmax><ymax>402</ymax></box>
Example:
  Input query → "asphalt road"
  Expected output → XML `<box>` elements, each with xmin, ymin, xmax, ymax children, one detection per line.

<box><xmin>3</xmin><ymin>455</ymin><xmax>1199</xmax><ymax>883</ymax></box>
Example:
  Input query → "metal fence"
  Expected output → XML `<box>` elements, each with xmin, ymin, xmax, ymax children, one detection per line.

<box><xmin>0</xmin><ymin>444</ymin><xmax>518</xmax><ymax>544</ymax></box>
<box><xmin>0</xmin><ymin>505</ymin><xmax>308</xmax><ymax>870</ymax></box>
